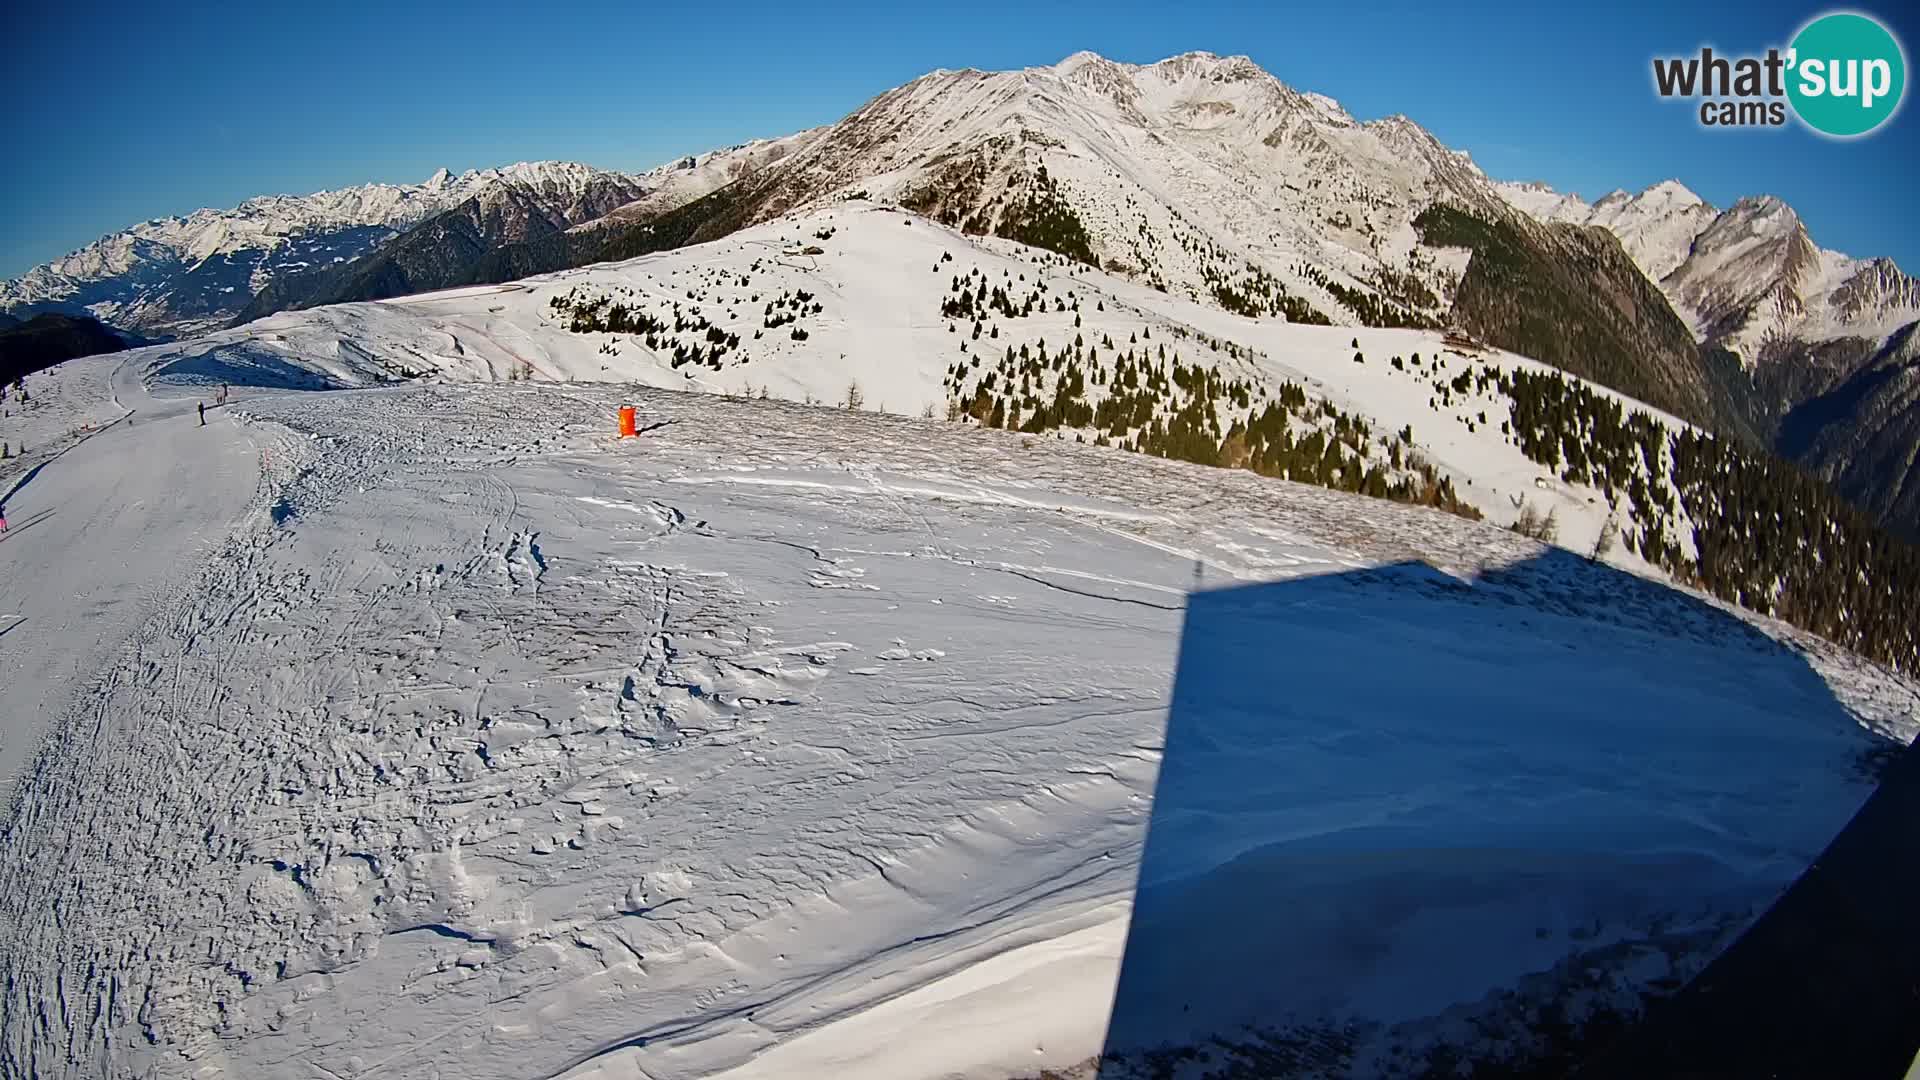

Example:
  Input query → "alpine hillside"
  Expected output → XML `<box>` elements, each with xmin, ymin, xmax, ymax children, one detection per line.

<box><xmin>560</xmin><ymin>50</ymin><xmax>1730</xmax><ymax>439</ymax></box>
<box><xmin>1498</xmin><ymin>179</ymin><xmax>1920</xmax><ymax>538</ymax></box>
<box><xmin>4</xmin><ymin>285</ymin><xmax>1916</xmax><ymax>1080</ymax></box>
<box><xmin>551</xmin><ymin>49</ymin><xmax>1918</xmax><ymax>537</ymax></box>
<box><xmin>0</xmin><ymin>313</ymin><xmax>134</xmax><ymax>386</ymax></box>
<box><xmin>132</xmin><ymin>200</ymin><xmax>1920</xmax><ymax>676</ymax></box>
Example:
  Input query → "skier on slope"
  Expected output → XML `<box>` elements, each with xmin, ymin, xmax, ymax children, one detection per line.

<box><xmin>198</xmin><ymin>401</ymin><xmax>206</xmax><ymax>426</ymax></box>
<box><xmin>0</xmin><ymin>502</ymin><xmax>9</xmax><ymax>534</ymax></box>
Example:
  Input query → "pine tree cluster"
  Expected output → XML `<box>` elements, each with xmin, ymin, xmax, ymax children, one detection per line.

<box><xmin>941</xmin><ymin>268</ymin><xmax>1051</xmax><ymax>321</ymax></box>
<box><xmin>547</xmin><ymin>286</ymin><xmax>759</xmax><ymax>372</ymax></box>
<box><xmin>1292</xmin><ymin>263</ymin><xmax>1437</xmax><ymax>330</ymax></box>
<box><xmin>1205</xmin><ymin>260</ymin><xmax>1332</xmax><ymax>325</ymax></box>
<box><xmin>992</xmin><ymin>165</ymin><xmax>1099</xmax><ymax>268</ymax></box>
<box><xmin>1497</xmin><ymin>366</ymin><xmax>1920</xmax><ymax>673</ymax></box>
<box><xmin>943</xmin><ymin>327</ymin><xmax>1479</xmax><ymax>522</ymax></box>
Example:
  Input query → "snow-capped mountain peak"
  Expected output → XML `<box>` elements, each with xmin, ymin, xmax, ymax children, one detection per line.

<box><xmin>1052</xmin><ymin>49</ymin><xmax>1110</xmax><ymax>72</ymax></box>
<box><xmin>1643</xmin><ymin>178</ymin><xmax>1705</xmax><ymax>207</ymax></box>
<box><xmin>701</xmin><ymin>49</ymin><xmax>1537</xmax><ymax>341</ymax></box>
<box><xmin>1303</xmin><ymin>91</ymin><xmax>1357</xmax><ymax>125</ymax></box>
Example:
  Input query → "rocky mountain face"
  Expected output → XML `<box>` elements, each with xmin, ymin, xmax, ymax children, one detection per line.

<box><xmin>1497</xmin><ymin>179</ymin><xmax>1920</xmax><ymax>536</ymax></box>
<box><xmin>1500</xmin><ymin>181</ymin><xmax>1920</xmax><ymax>359</ymax></box>
<box><xmin>1768</xmin><ymin>327</ymin><xmax>1920</xmax><ymax>539</ymax></box>
<box><xmin>661</xmin><ymin>51</ymin><xmax>1520</xmax><ymax>304</ymax></box>
<box><xmin>589</xmin><ymin>130</ymin><xmax>823</xmax><ymax>228</ymax></box>
<box><xmin>1411</xmin><ymin>205</ymin><xmax>1719</xmax><ymax>432</ymax></box>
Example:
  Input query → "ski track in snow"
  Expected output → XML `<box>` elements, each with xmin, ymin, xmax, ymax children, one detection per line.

<box><xmin>0</xmin><ymin>356</ymin><xmax>261</xmax><ymax>795</ymax></box>
<box><xmin>0</xmin><ymin>367</ymin><xmax>1915</xmax><ymax>1079</ymax></box>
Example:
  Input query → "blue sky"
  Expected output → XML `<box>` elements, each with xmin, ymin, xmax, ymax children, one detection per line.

<box><xmin>4</xmin><ymin>0</ymin><xmax>1916</xmax><ymax>277</ymax></box>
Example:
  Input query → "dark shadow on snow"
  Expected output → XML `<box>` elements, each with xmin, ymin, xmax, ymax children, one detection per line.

<box><xmin>1092</xmin><ymin>548</ymin><xmax>1913</xmax><ymax>1079</ymax></box>
<box><xmin>2</xmin><ymin>457</ymin><xmax>65</xmax><ymax>505</ymax></box>
<box><xmin>1572</xmin><ymin>742</ymin><xmax>1920</xmax><ymax>1080</ymax></box>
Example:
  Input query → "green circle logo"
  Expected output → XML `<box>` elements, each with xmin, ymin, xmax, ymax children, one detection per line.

<box><xmin>1787</xmin><ymin>12</ymin><xmax>1906</xmax><ymax>137</ymax></box>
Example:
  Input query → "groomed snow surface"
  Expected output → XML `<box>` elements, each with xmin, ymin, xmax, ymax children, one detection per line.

<box><xmin>1</xmin><ymin>347</ymin><xmax>1914</xmax><ymax>1080</ymax></box>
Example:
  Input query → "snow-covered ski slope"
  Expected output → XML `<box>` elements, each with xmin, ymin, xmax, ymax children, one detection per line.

<box><xmin>0</xmin><ymin>354</ymin><xmax>262</xmax><ymax>793</ymax></box>
<box><xmin>153</xmin><ymin>203</ymin><xmax>1698</xmax><ymax>568</ymax></box>
<box><xmin>0</xmin><ymin>335</ymin><xmax>1916</xmax><ymax>1077</ymax></box>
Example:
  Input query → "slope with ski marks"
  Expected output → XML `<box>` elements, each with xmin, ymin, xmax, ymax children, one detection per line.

<box><xmin>0</xmin><ymin>373</ymin><xmax>1911</xmax><ymax>1080</ymax></box>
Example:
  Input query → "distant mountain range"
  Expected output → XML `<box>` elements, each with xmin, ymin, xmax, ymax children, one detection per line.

<box><xmin>3</xmin><ymin>159</ymin><xmax>595</xmax><ymax>334</ymax></box>
<box><xmin>0</xmin><ymin>162</ymin><xmax>651</xmax><ymax>339</ymax></box>
<box><xmin>4</xmin><ymin>50</ymin><xmax>1916</xmax><ymax>536</ymax></box>
<box><xmin>0</xmin><ymin>147</ymin><xmax>819</xmax><ymax>343</ymax></box>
